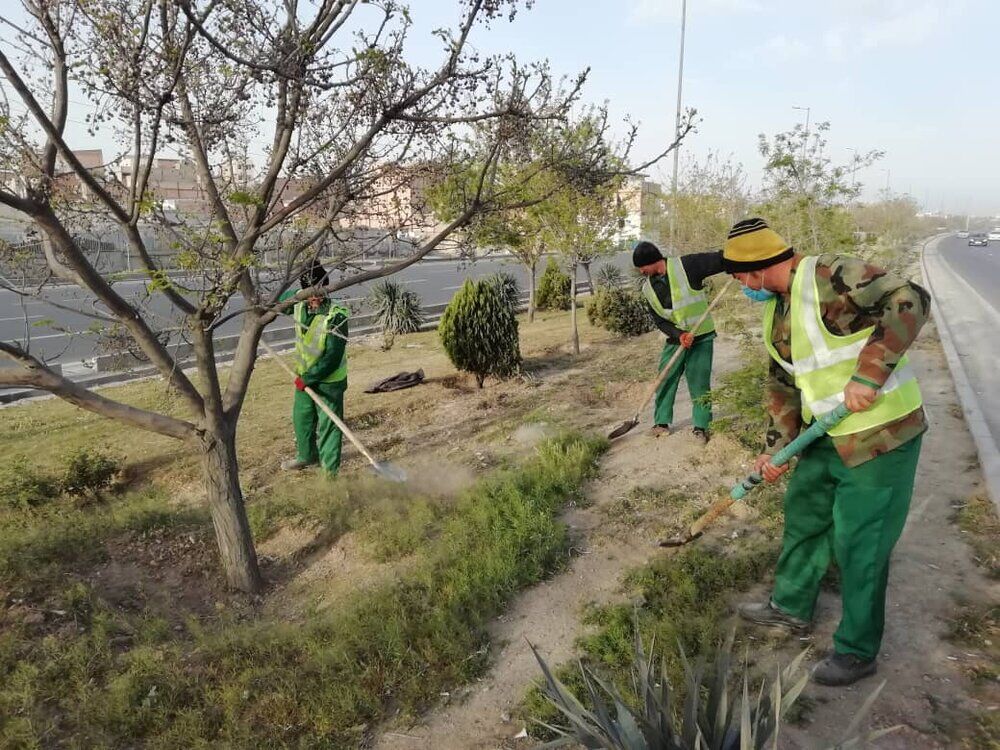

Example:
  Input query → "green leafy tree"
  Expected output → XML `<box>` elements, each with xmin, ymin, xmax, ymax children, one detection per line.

<box><xmin>439</xmin><ymin>278</ymin><xmax>521</xmax><ymax>388</ymax></box>
<box><xmin>757</xmin><ymin>122</ymin><xmax>881</xmax><ymax>255</ymax></box>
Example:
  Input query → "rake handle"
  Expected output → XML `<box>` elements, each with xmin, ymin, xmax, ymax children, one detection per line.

<box><xmin>631</xmin><ymin>278</ymin><xmax>735</xmax><ymax>420</ymax></box>
<box><xmin>258</xmin><ymin>338</ymin><xmax>380</xmax><ymax>469</ymax></box>
<box><xmin>730</xmin><ymin>403</ymin><xmax>851</xmax><ymax>500</ymax></box>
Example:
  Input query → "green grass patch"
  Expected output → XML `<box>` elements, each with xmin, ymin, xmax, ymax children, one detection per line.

<box><xmin>703</xmin><ymin>353</ymin><xmax>770</xmax><ymax>450</ymax></box>
<box><xmin>0</xmin><ymin>433</ymin><xmax>605</xmax><ymax>748</ymax></box>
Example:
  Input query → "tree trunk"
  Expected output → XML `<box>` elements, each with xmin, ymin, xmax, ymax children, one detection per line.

<box><xmin>201</xmin><ymin>427</ymin><xmax>263</xmax><ymax>593</ymax></box>
<box><xmin>581</xmin><ymin>261</ymin><xmax>593</xmax><ymax>295</ymax></box>
<box><xmin>570</xmin><ymin>262</ymin><xmax>580</xmax><ymax>355</ymax></box>
<box><xmin>527</xmin><ymin>261</ymin><xmax>536</xmax><ymax>323</ymax></box>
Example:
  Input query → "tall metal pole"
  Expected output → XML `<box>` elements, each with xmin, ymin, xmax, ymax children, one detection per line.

<box><xmin>668</xmin><ymin>0</ymin><xmax>687</xmax><ymax>253</ymax></box>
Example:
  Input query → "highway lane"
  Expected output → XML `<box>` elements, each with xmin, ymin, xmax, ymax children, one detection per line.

<box><xmin>926</xmin><ymin>234</ymin><xmax>1000</xmax><ymax>452</ymax></box>
<box><xmin>938</xmin><ymin>234</ymin><xmax>1000</xmax><ymax>311</ymax></box>
<box><xmin>0</xmin><ymin>252</ymin><xmax>633</xmax><ymax>373</ymax></box>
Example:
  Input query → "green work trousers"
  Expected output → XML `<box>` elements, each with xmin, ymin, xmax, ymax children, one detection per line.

<box><xmin>293</xmin><ymin>380</ymin><xmax>346</xmax><ymax>475</ymax></box>
<box><xmin>771</xmin><ymin>434</ymin><xmax>923</xmax><ymax>661</ymax></box>
<box><xmin>654</xmin><ymin>336</ymin><xmax>713</xmax><ymax>429</ymax></box>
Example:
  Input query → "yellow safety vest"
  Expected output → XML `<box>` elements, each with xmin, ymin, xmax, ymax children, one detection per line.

<box><xmin>294</xmin><ymin>301</ymin><xmax>348</xmax><ymax>383</ymax></box>
<box><xmin>641</xmin><ymin>257</ymin><xmax>715</xmax><ymax>335</ymax></box>
<box><xmin>762</xmin><ymin>255</ymin><xmax>922</xmax><ymax>437</ymax></box>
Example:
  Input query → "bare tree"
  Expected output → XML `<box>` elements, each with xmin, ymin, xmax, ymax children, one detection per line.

<box><xmin>0</xmin><ymin>0</ymin><xmax>630</xmax><ymax>592</ymax></box>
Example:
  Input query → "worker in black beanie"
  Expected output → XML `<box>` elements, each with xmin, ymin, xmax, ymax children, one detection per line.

<box><xmin>632</xmin><ymin>241</ymin><xmax>725</xmax><ymax>443</ymax></box>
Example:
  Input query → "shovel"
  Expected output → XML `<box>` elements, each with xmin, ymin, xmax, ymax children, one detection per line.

<box><xmin>608</xmin><ymin>278</ymin><xmax>735</xmax><ymax>440</ymax></box>
<box><xmin>258</xmin><ymin>338</ymin><xmax>407</xmax><ymax>482</ymax></box>
<box><xmin>658</xmin><ymin>402</ymin><xmax>850</xmax><ymax>547</ymax></box>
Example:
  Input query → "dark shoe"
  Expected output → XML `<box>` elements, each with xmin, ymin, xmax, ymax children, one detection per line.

<box><xmin>281</xmin><ymin>458</ymin><xmax>317</xmax><ymax>471</ymax></box>
<box><xmin>692</xmin><ymin>427</ymin><xmax>710</xmax><ymax>444</ymax></box>
<box><xmin>812</xmin><ymin>652</ymin><xmax>877</xmax><ymax>686</ymax></box>
<box><xmin>738</xmin><ymin>600</ymin><xmax>811</xmax><ymax>634</ymax></box>
<box><xmin>649</xmin><ymin>424</ymin><xmax>671</xmax><ymax>438</ymax></box>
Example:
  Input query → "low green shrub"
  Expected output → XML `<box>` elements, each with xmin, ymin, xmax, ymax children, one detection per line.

<box><xmin>535</xmin><ymin>258</ymin><xmax>571</xmax><ymax>311</ymax></box>
<box><xmin>594</xmin><ymin>262</ymin><xmax>624</xmax><ymax>290</ymax></box>
<box><xmin>368</xmin><ymin>279</ymin><xmax>424</xmax><ymax>349</ymax></box>
<box><xmin>0</xmin><ymin>457</ymin><xmax>60</xmax><ymax>510</ymax></box>
<box><xmin>62</xmin><ymin>449</ymin><xmax>122</xmax><ymax>499</ymax></box>
<box><xmin>586</xmin><ymin>287</ymin><xmax>654</xmax><ymax>337</ymax></box>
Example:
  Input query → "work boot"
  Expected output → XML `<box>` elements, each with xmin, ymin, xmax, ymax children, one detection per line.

<box><xmin>812</xmin><ymin>652</ymin><xmax>877</xmax><ymax>686</ymax></box>
<box><xmin>692</xmin><ymin>427</ymin><xmax>710</xmax><ymax>444</ymax></box>
<box><xmin>738</xmin><ymin>600</ymin><xmax>811</xmax><ymax>634</ymax></box>
<box><xmin>281</xmin><ymin>458</ymin><xmax>317</xmax><ymax>471</ymax></box>
<box><xmin>649</xmin><ymin>424</ymin><xmax>671</xmax><ymax>437</ymax></box>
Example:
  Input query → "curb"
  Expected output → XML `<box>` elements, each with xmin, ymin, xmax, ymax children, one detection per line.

<box><xmin>920</xmin><ymin>234</ymin><xmax>1000</xmax><ymax>514</ymax></box>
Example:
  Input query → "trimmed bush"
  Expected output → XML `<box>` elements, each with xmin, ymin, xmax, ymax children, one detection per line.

<box><xmin>439</xmin><ymin>276</ymin><xmax>521</xmax><ymax>388</ymax></box>
<box><xmin>586</xmin><ymin>287</ymin><xmax>654</xmax><ymax>337</ymax></box>
<box><xmin>535</xmin><ymin>257</ymin><xmax>571</xmax><ymax>311</ymax></box>
<box><xmin>368</xmin><ymin>279</ymin><xmax>423</xmax><ymax>349</ymax></box>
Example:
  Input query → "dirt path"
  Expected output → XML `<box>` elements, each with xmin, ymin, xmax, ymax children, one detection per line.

<box><xmin>375</xmin><ymin>321</ymin><xmax>998</xmax><ymax>750</ymax></box>
<box><xmin>776</xmin><ymin>324</ymin><xmax>999</xmax><ymax>749</ymax></box>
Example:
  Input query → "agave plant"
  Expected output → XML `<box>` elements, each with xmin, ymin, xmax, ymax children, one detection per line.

<box><xmin>368</xmin><ymin>279</ymin><xmax>424</xmax><ymax>350</ymax></box>
<box><xmin>484</xmin><ymin>271</ymin><xmax>522</xmax><ymax>310</ymax></box>
<box><xmin>595</xmin><ymin>262</ymin><xmax>625</xmax><ymax>291</ymax></box>
<box><xmin>530</xmin><ymin>628</ymin><xmax>898</xmax><ymax>749</ymax></box>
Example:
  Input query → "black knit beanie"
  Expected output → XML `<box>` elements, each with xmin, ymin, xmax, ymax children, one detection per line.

<box><xmin>632</xmin><ymin>240</ymin><xmax>664</xmax><ymax>268</ymax></box>
<box><xmin>300</xmin><ymin>260</ymin><xmax>329</xmax><ymax>291</ymax></box>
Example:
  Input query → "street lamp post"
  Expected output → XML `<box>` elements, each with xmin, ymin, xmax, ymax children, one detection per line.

<box><xmin>668</xmin><ymin>0</ymin><xmax>687</xmax><ymax>253</ymax></box>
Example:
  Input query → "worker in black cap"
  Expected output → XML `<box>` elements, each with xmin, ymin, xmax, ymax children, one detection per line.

<box><xmin>278</xmin><ymin>260</ymin><xmax>350</xmax><ymax>474</ymax></box>
<box><xmin>633</xmin><ymin>241</ymin><xmax>724</xmax><ymax>442</ymax></box>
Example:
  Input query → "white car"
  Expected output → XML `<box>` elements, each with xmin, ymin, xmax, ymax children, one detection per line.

<box><xmin>989</xmin><ymin>229</ymin><xmax>1000</xmax><ymax>242</ymax></box>
<box><xmin>958</xmin><ymin>230</ymin><xmax>970</xmax><ymax>239</ymax></box>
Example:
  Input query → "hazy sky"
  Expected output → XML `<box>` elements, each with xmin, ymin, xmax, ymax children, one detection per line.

<box><xmin>405</xmin><ymin>0</ymin><xmax>999</xmax><ymax>215</ymax></box>
<box><xmin>7</xmin><ymin>0</ymin><xmax>998</xmax><ymax>215</ymax></box>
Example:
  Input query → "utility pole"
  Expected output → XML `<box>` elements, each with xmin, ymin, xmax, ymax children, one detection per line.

<box><xmin>668</xmin><ymin>0</ymin><xmax>687</xmax><ymax>254</ymax></box>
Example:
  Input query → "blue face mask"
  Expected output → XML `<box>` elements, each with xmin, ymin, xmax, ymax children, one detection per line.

<box><xmin>742</xmin><ymin>286</ymin><xmax>776</xmax><ymax>302</ymax></box>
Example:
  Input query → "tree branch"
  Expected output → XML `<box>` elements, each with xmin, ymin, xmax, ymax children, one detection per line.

<box><xmin>0</xmin><ymin>342</ymin><xmax>199</xmax><ymax>441</ymax></box>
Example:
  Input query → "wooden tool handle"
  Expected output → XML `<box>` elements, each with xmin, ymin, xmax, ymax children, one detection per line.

<box><xmin>633</xmin><ymin>277</ymin><xmax>735</xmax><ymax>418</ymax></box>
<box><xmin>687</xmin><ymin>495</ymin><xmax>736</xmax><ymax>538</ymax></box>
<box><xmin>258</xmin><ymin>338</ymin><xmax>379</xmax><ymax>468</ymax></box>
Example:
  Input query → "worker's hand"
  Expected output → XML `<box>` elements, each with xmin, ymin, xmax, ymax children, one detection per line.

<box><xmin>754</xmin><ymin>453</ymin><xmax>789</xmax><ymax>483</ymax></box>
<box><xmin>679</xmin><ymin>332</ymin><xmax>695</xmax><ymax>349</ymax></box>
<box><xmin>843</xmin><ymin>380</ymin><xmax>878</xmax><ymax>413</ymax></box>
<box><xmin>294</xmin><ymin>376</ymin><xmax>306</xmax><ymax>392</ymax></box>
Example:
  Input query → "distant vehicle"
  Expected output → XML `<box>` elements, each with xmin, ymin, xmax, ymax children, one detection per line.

<box><xmin>969</xmin><ymin>233</ymin><xmax>989</xmax><ymax>247</ymax></box>
<box><xmin>957</xmin><ymin>230</ymin><xmax>970</xmax><ymax>238</ymax></box>
<box><xmin>989</xmin><ymin>229</ymin><xmax>1000</xmax><ymax>242</ymax></box>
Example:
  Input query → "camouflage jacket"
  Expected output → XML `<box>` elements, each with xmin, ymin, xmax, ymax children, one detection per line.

<box><xmin>764</xmin><ymin>253</ymin><xmax>930</xmax><ymax>468</ymax></box>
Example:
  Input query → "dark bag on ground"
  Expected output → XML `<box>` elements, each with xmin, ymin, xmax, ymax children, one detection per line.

<box><xmin>365</xmin><ymin>369</ymin><xmax>425</xmax><ymax>394</ymax></box>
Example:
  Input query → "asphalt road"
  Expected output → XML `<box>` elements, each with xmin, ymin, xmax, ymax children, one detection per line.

<box><xmin>927</xmin><ymin>234</ymin><xmax>1000</xmax><ymax>450</ymax></box>
<box><xmin>938</xmin><ymin>234</ymin><xmax>1000</xmax><ymax>309</ymax></box>
<box><xmin>0</xmin><ymin>252</ymin><xmax>633</xmax><ymax>377</ymax></box>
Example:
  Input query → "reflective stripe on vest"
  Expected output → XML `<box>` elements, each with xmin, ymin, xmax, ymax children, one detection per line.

<box><xmin>640</xmin><ymin>257</ymin><xmax>715</xmax><ymax>335</ymax></box>
<box><xmin>294</xmin><ymin>301</ymin><xmax>348</xmax><ymax>383</ymax></box>
<box><xmin>761</xmin><ymin>255</ymin><xmax>922</xmax><ymax>436</ymax></box>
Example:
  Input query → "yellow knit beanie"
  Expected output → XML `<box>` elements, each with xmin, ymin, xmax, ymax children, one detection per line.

<box><xmin>722</xmin><ymin>218</ymin><xmax>794</xmax><ymax>272</ymax></box>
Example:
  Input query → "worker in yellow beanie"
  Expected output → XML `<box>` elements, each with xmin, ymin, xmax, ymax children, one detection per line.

<box><xmin>722</xmin><ymin>217</ymin><xmax>931</xmax><ymax>687</ymax></box>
